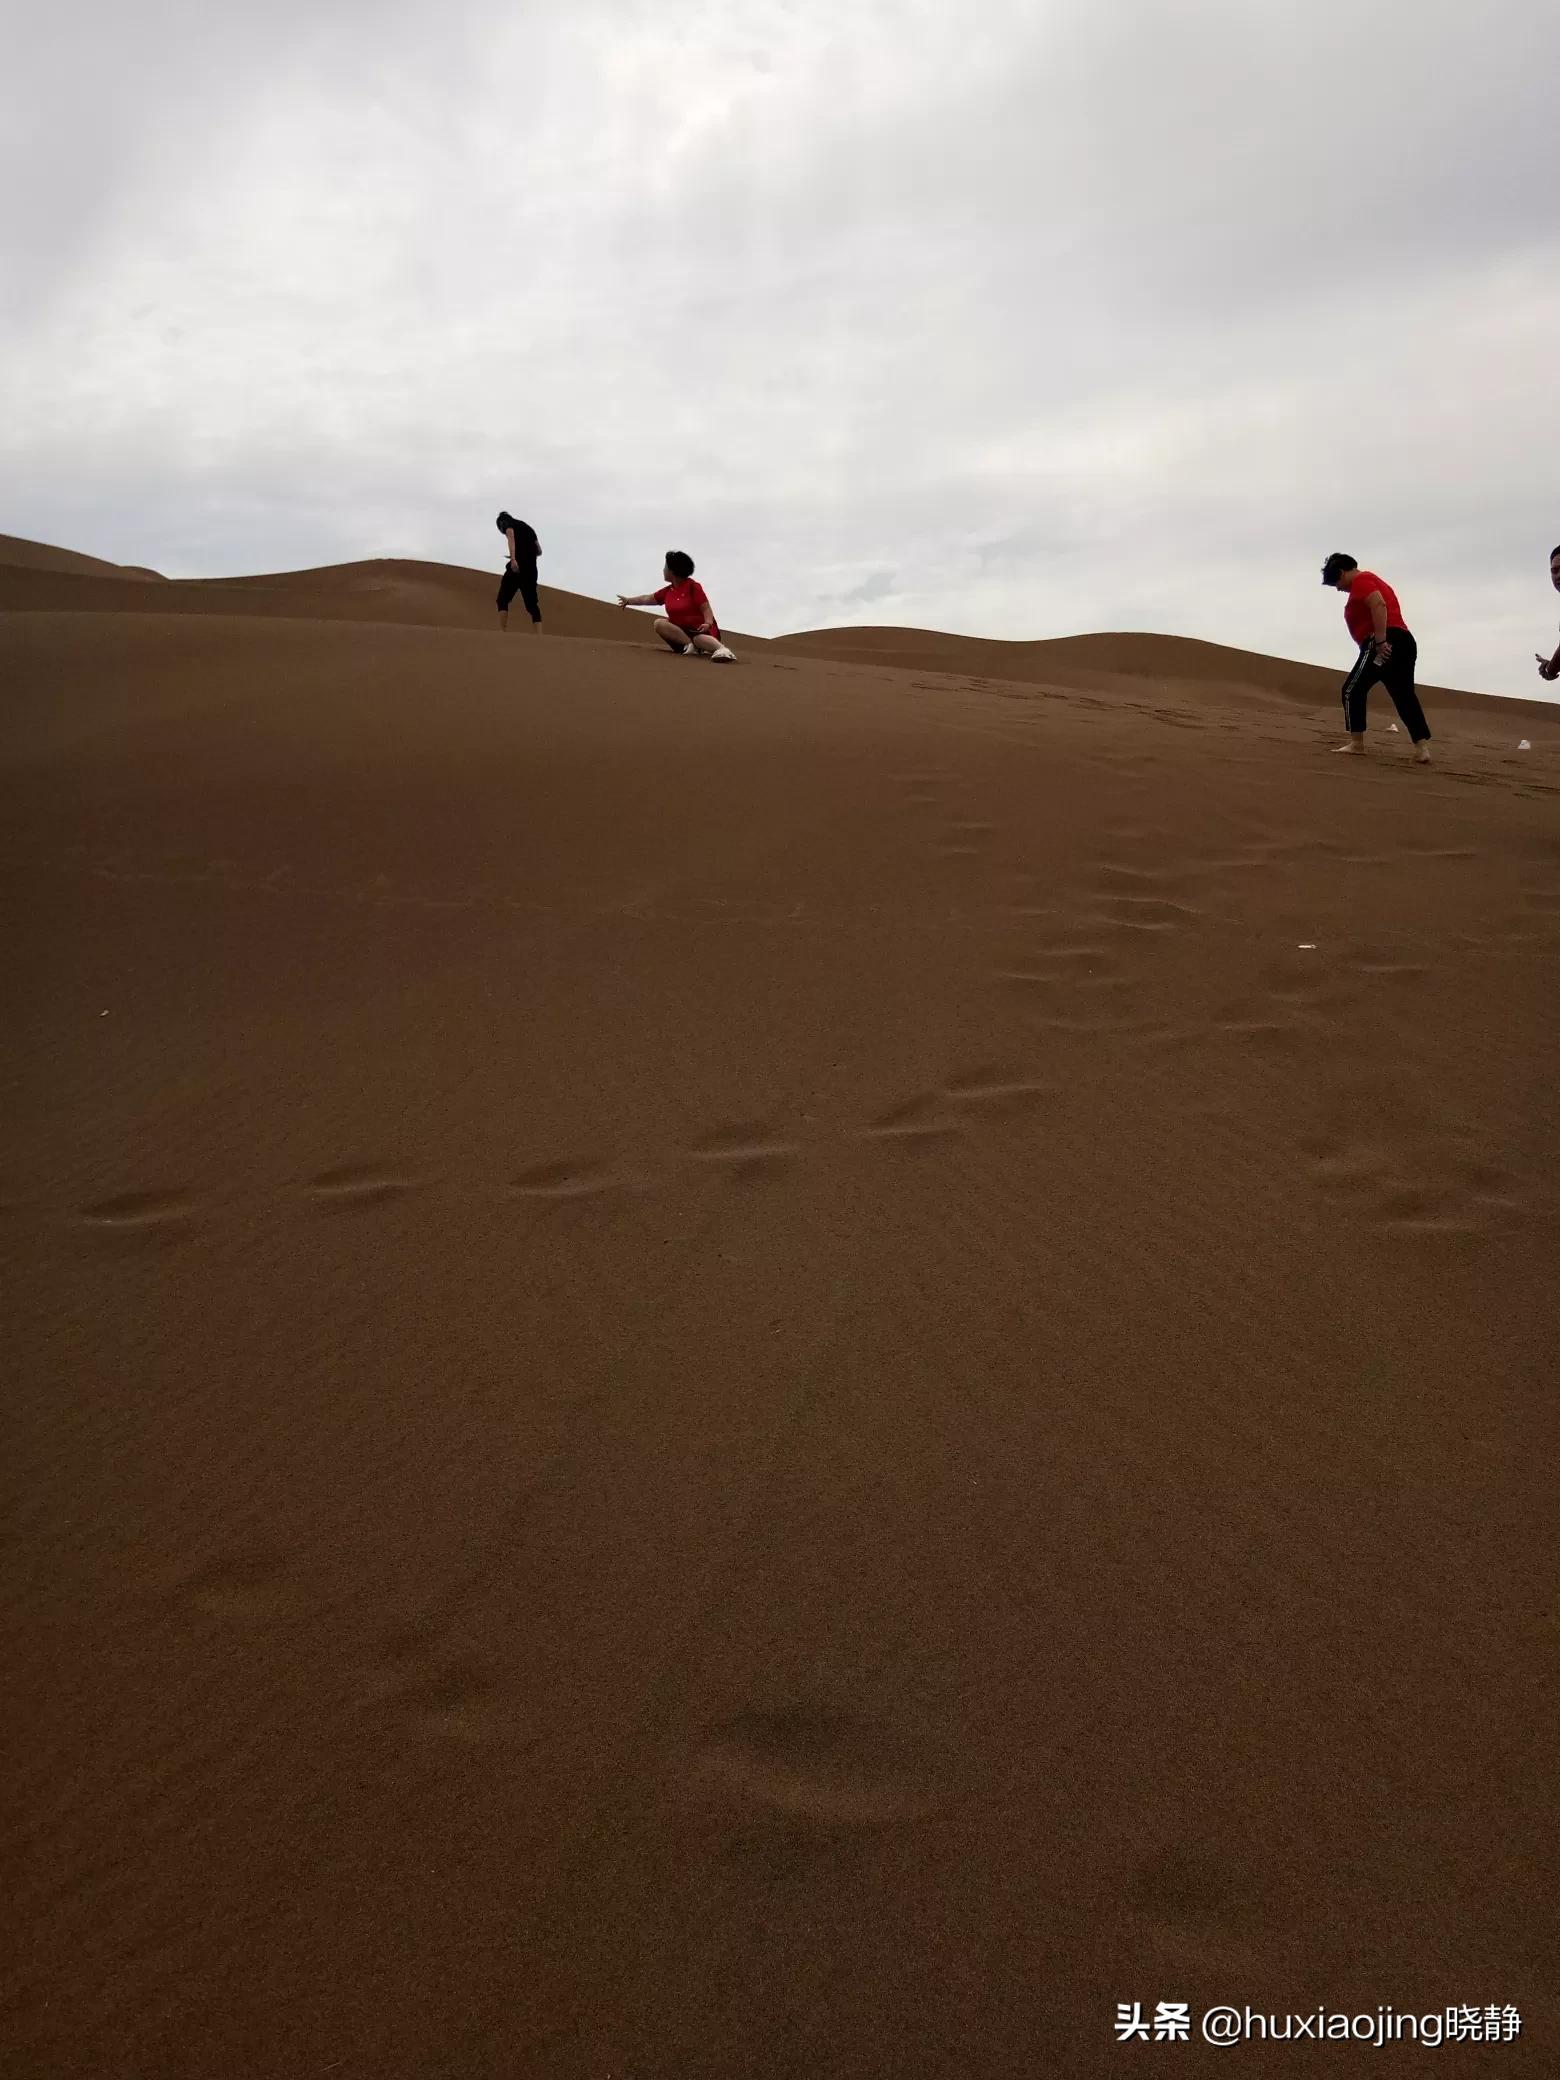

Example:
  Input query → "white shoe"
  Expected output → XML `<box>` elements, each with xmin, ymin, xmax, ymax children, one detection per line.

<box><xmin>708</xmin><ymin>644</ymin><xmax>736</xmax><ymax>663</ymax></box>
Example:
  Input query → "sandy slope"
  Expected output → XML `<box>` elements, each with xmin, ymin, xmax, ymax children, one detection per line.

<box><xmin>3</xmin><ymin>556</ymin><xmax>1557</xmax><ymax>2079</ymax></box>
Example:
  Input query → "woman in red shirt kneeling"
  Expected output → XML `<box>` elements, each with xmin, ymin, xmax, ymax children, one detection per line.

<box><xmin>617</xmin><ymin>551</ymin><xmax>735</xmax><ymax>662</ymax></box>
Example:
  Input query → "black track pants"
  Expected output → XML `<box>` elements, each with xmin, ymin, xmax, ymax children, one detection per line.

<box><xmin>1340</xmin><ymin>626</ymin><xmax>1429</xmax><ymax>741</ymax></box>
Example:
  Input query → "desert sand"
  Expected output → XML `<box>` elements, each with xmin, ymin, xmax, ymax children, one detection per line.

<box><xmin>3</xmin><ymin>539</ymin><xmax>1557</xmax><ymax>2077</ymax></box>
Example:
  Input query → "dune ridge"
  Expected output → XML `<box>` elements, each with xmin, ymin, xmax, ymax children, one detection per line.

<box><xmin>774</xmin><ymin>619</ymin><xmax>1558</xmax><ymax>724</ymax></box>
<box><xmin>6</xmin><ymin>536</ymin><xmax>1556</xmax><ymax>727</ymax></box>
<box><xmin>0</xmin><ymin>548</ymin><xmax>641</xmax><ymax>641</ymax></box>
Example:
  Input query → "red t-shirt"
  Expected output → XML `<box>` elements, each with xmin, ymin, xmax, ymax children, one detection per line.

<box><xmin>655</xmin><ymin>579</ymin><xmax>718</xmax><ymax>637</ymax></box>
<box><xmin>1343</xmin><ymin>570</ymin><xmax>1404</xmax><ymax>645</ymax></box>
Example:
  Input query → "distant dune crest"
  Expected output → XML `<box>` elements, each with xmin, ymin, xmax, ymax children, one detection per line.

<box><xmin>0</xmin><ymin>533</ymin><xmax>1543</xmax><ymax>716</ymax></box>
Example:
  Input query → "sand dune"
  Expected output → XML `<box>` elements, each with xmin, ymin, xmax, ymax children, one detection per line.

<box><xmin>775</xmin><ymin>620</ymin><xmax>1559</xmax><ymax>730</ymax></box>
<box><xmin>4</xmin><ymin>543</ymin><xmax>1558</xmax><ymax>2078</ymax></box>
<box><xmin>5</xmin><ymin>536</ymin><xmax>1552</xmax><ymax>732</ymax></box>
<box><xmin>0</xmin><ymin>544</ymin><xmax>763</xmax><ymax>647</ymax></box>
<box><xmin>0</xmin><ymin>530</ymin><xmax>166</xmax><ymax>580</ymax></box>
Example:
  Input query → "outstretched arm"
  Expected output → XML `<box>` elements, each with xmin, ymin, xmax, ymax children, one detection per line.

<box><xmin>616</xmin><ymin>591</ymin><xmax>659</xmax><ymax>608</ymax></box>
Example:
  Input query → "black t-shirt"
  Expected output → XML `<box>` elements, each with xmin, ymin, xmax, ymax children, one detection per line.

<box><xmin>498</xmin><ymin>516</ymin><xmax>540</xmax><ymax>563</ymax></box>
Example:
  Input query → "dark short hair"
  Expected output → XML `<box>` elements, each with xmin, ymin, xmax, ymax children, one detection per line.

<box><xmin>1551</xmin><ymin>543</ymin><xmax>1560</xmax><ymax>561</ymax></box>
<box><xmin>665</xmin><ymin>549</ymin><xmax>695</xmax><ymax>581</ymax></box>
<box><xmin>1321</xmin><ymin>552</ymin><xmax>1358</xmax><ymax>584</ymax></box>
<box><xmin>496</xmin><ymin>511</ymin><xmax>513</xmax><ymax>530</ymax></box>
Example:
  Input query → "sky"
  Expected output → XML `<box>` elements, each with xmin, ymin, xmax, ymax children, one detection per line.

<box><xmin>3</xmin><ymin>0</ymin><xmax>1557</xmax><ymax>698</ymax></box>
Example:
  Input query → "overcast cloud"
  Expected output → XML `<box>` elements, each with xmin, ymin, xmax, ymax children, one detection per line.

<box><xmin>3</xmin><ymin>0</ymin><xmax>1557</xmax><ymax>696</ymax></box>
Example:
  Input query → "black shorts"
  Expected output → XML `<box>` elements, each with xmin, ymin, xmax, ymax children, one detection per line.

<box><xmin>497</xmin><ymin>562</ymin><xmax>540</xmax><ymax>620</ymax></box>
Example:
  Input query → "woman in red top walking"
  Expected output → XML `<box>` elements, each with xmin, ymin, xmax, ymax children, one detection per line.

<box><xmin>1321</xmin><ymin>552</ymin><xmax>1431</xmax><ymax>762</ymax></box>
<box><xmin>617</xmin><ymin>551</ymin><xmax>736</xmax><ymax>662</ymax></box>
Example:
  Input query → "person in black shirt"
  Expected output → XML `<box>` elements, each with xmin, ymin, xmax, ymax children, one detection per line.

<box><xmin>496</xmin><ymin>512</ymin><xmax>541</xmax><ymax>631</ymax></box>
<box><xmin>1536</xmin><ymin>543</ymin><xmax>1560</xmax><ymax>683</ymax></box>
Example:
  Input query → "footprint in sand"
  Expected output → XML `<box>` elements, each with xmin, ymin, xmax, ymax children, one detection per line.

<box><xmin>997</xmin><ymin>874</ymin><xmax>1195</xmax><ymax>1013</ymax></box>
<box><xmin>943</xmin><ymin>1069</ymin><xmax>1053</xmax><ymax>1115</ymax></box>
<box><xmin>1214</xmin><ymin>1016</ymin><xmax>1314</xmax><ymax>1051</ymax></box>
<box><xmin>1301</xmin><ymin>1131</ymin><xmax>1526</xmax><ymax>1238</ymax></box>
<box><xmin>172</xmin><ymin>1549</ymin><xmax>290</xmax><ymax>1623</ymax></box>
<box><xmin>1093</xmin><ymin>862</ymin><xmax>1194</xmax><ymax>895</ymax></box>
<box><xmin>1124</xmin><ymin>1844</ymin><xmax>1274</xmax><ymax>1975</ymax></box>
<box><xmin>997</xmin><ymin>924</ymin><xmax>1125</xmax><ymax>986</ymax></box>
<box><xmin>1094</xmin><ymin>893</ymin><xmax>1202</xmax><ymax>933</ymax></box>
<box><xmin>998</xmin><ymin>938</ymin><xmax>1148</xmax><ymax>1024</ymax></box>
<box><xmin>934</xmin><ymin>819</ymin><xmax>998</xmax><ymax>859</ymax></box>
<box><xmin>1129</xmin><ymin>1844</ymin><xmax>1248</xmax><ymax>1925</ymax></box>
<box><xmin>691</xmin><ymin>1709</ymin><xmax>944</xmax><ymax>1826</ymax></box>
<box><xmin>506</xmin><ymin>1162</ymin><xmax>620</xmax><ymax>1202</ymax></box>
<box><xmin>80</xmin><ymin>1190</ymin><xmax>197</xmax><ymax>1236</ymax></box>
<box><xmin>858</xmin><ymin>1095</ymin><xmax>961</xmax><ymax>1147</ymax></box>
<box><xmin>998</xmin><ymin>953</ymin><xmax>1126</xmax><ymax>993</ymax></box>
<box><xmin>1210</xmin><ymin>954</ymin><xmax>1350</xmax><ymax>1049</ymax></box>
<box><xmin>304</xmin><ymin>1167</ymin><xmax>419</xmax><ymax>1212</ymax></box>
<box><xmin>364</xmin><ymin>1624</ymin><xmax>511</xmax><ymax>1745</ymax></box>
<box><xmin>1346</xmin><ymin>955</ymin><xmax>1429</xmax><ymax>982</ymax></box>
<box><xmin>1026</xmin><ymin>1008</ymin><xmax>1161</xmax><ymax>1036</ymax></box>
<box><xmin>1020</xmin><ymin>926</ymin><xmax>1117</xmax><ymax>957</ymax></box>
<box><xmin>683</xmin><ymin>1120</ymin><xmax>799</xmax><ymax>1186</ymax></box>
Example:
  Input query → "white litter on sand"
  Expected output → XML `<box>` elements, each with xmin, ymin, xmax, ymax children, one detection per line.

<box><xmin>1518</xmin><ymin>739</ymin><xmax>1532</xmax><ymax>751</ymax></box>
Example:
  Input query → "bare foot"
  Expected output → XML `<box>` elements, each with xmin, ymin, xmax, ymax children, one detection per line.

<box><xmin>1415</xmin><ymin>744</ymin><xmax>1431</xmax><ymax>764</ymax></box>
<box><xmin>1333</xmin><ymin>741</ymin><xmax>1365</xmax><ymax>755</ymax></box>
